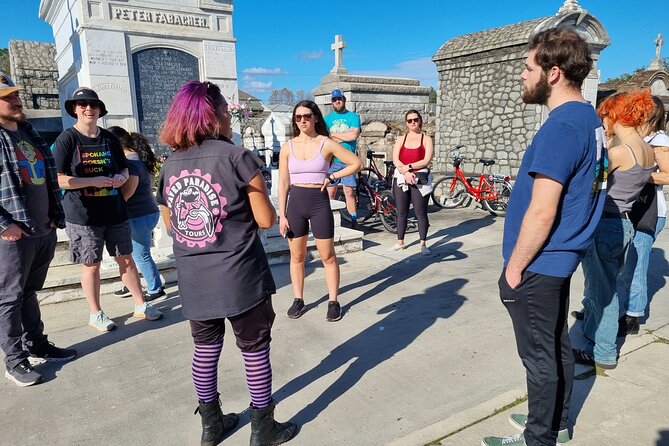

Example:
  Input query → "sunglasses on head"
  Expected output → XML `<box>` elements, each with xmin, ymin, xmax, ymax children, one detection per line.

<box><xmin>294</xmin><ymin>113</ymin><xmax>313</xmax><ymax>122</ymax></box>
<box><xmin>76</xmin><ymin>100</ymin><xmax>100</xmax><ymax>108</ymax></box>
<box><xmin>406</xmin><ymin>118</ymin><xmax>420</xmax><ymax>124</ymax></box>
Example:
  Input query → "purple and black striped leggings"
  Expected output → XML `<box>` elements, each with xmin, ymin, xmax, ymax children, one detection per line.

<box><xmin>189</xmin><ymin>297</ymin><xmax>275</xmax><ymax>408</ymax></box>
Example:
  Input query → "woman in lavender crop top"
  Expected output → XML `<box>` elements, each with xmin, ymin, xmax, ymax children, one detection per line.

<box><xmin>278</xmin><ymin>100</ymin><xmax>362</xmax><ymax>322</ymax></box>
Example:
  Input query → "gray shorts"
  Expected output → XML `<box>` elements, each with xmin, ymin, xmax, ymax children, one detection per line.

<box><xmin>65</xmin><ymin>221</ymin><xmax>133</xmax><ymax>264</ymax></box>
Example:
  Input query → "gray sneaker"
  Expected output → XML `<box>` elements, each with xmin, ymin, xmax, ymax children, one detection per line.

<box><xmin>509</xmin><ymin>414</ymin><xmax>570</xmax><ymax>444</ymax></box>
<box><xmin>133</xmin><ymin>302</ymin><xmax>163</xmax><ymax>321</ymax></box>
<box><xmin>88</xmin><ymin>311</ymin><xmax>117</xmax><ymax>332</ymax></box>
<box><xmin>5</xmin><ymin>360</ymin><xmax>42</xmax><ymax>387</ymax></box>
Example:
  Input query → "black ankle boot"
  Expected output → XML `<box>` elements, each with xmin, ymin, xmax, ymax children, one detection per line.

<box><xmin>249</xmin><ymin>401</ymin><xmax>297</xmax><ymax>446</ymax></box>
<box><xmin>194</xmin><ymin>395</ymin><xmax>239</xmax><ymax>446</ymax></box>
<box><xmin>618</xmin><ymin>315</ymin><xmax>640</xmax><ymax>336</ymax></box>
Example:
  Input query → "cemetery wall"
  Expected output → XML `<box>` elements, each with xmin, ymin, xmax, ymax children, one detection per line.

<box><xmin>8</xmin><ymin>40</ymin><xmax>60</xmax><ymax>110</ymax></box>
<box><xmin>433</xmin><ymin>46</ymin><xmax>541</xmax><ymax>175</ymax></box>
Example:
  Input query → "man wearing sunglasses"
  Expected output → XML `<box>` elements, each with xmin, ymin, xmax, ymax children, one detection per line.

<box><xmin>0</xmin><ymin>72</ymin><xmax>76</xmax><ymax>387</ymax></box>
<box><xmin>324</xmin><ymin>89</ymin><xmax>361</xmax><ymax>228</ymax></box>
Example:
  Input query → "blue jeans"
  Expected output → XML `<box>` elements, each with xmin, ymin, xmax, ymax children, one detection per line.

<box><xmin>619</xmin><ymin>216</ymin><xmax>666</xmax><ymax>317</ymax></box>
<box><xmin>581</xmin><ymin>216</ymin><xmax>634</xmax><ymax>365</ymax></box>
<box><xmin>128</xmin><ymin>211</ymin><xmax>162</xmax><ymax>293</ymax></box>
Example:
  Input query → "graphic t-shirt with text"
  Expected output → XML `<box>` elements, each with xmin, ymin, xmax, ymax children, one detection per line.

<box><xmin>156</xmin><ymin>139</ymin><xmax>276</xmax><ymax>320</ymax></box>
<box><xmin>53</xmin><ymin>127</ymin><xmax>128</xmax><ymax>226</ymax></box>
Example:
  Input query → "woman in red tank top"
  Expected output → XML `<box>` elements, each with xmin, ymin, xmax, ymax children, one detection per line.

<box><xmin>390</xmin><ymin>109</ymin><xmax>434</xmax><ymax>255</ymax></box>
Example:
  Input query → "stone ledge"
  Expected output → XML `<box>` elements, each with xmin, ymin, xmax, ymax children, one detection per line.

<box><xmin>37</xmin><ymin>226</ymin><xmax>363</xmax><ymax>305</ymax></box>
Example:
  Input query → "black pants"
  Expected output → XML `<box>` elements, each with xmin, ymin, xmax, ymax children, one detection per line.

<box><xmin>189</xmin><ymin>296</ymin><xmax>275</xmax><ymax>352</ymax></box>
<box><xmin>392</xmin><ymin>180</ymin><xmax>429</xmax><ymax>241</ymax></box>
<box><xmin>0</xmin><ymin>230</ymin><xmax>56</xmax><ymax>369</ymax></box>
<box><xmin>499</xmin><ymin>269</ymin><xmax>574</xmax><ymax>446</ymax></box>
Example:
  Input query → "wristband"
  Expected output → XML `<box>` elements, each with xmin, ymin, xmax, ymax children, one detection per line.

<box><xmin>408</xmin><ymin>164</ymin><xmax>413</xmax><ymax>170</ymax></box>
<box><xmin>329</xmin><ymin>173</ymin><xmax>337</xmax><ymax>182</ymax></box>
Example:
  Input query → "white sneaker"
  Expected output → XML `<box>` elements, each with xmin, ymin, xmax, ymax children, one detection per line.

<box><xmin>420</xmin><ymin>246</ymin><xmax>431</xmax><ymax>255</ymax></box>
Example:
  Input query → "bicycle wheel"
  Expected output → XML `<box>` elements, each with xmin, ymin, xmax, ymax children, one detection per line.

<box><xmin>378</xmin><ymin>190</ymin><xmax>419</xmax><ymax>234</ymax></box>
<box><xmin>482</xmin><ymin>181</ymin><xmax>512</xmax><ymax>217</ymax></box>
<box><xmin>431</xmin><ymin>176</ymin><xmax>468</xmax><ymax>209</ymax></box>
<box><xmin>335</xmin><ymin>184</ymin><xmax>374</xmax><ymax>223</ymax></box>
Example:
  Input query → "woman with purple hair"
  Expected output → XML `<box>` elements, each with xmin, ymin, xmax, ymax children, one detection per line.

<box><xmin>156</xmin><ymin>81</ymin><xmax>296</xmax><ymax>446</ymax></box>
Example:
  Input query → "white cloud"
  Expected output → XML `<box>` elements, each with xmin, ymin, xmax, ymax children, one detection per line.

<box><xmin>242</xmin><ymin>67</ymin><xmax>285</xmax><ymax>75</ymax></box>
<box><xmin>242</xmin><ymin>75</ymin><xmax>255</xmax><ymax>81</ymax></box>
<box><xmin>359</xmin><ymin>57</ymin><xmax>438</xmax><ymax>88</ymax></box>
<box><xmin>297</xmin><ymin>50</ymin><xmax>324</xmax><ymax>60</ymax></box>
<box><xmin>244</xmin><ymin>80</ymin><xmax>273</xmax><ymax>94</ymax></box>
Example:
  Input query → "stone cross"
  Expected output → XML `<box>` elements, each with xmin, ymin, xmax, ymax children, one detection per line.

<box><xmin>330</xmin><ymin>34</ymin><xmax>348</xmax><ymax>74</ymax></box>
<box><xmin>558</xmin><ymin>0</ymin><xmax>581</xmax><ymax>14</ymax></box>
<box><xmin>649</xmin><ymin>33</ymin><xmax>664</xmax><ymax>70</ymax></box>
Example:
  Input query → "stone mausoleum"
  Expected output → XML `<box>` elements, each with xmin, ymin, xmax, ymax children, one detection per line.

<box><xmin>39</xmin><ymin>0</ymin><xmax>239</xmax><ymax>155</ymax></box>
<box><xmin>432</xmin><ymin>0</ymin><xmax>610</xmax><ymax>175</ymax></box>
<box><xmin>313</xmin><ymin>35</ymin><xmax>432</xmax><ymax>124</ymax></box>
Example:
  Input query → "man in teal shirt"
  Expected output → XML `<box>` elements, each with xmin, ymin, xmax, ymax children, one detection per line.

<box><xmin>325</xmin><ymin>89</ymin><xmax>361</xmax><ymax>227</ymax></box>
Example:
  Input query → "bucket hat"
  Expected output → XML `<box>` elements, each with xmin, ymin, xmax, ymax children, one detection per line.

<box><xmin>65</xmin><ymin>87</ymin><xmax>108</xmax><ymax>118</ymax></box>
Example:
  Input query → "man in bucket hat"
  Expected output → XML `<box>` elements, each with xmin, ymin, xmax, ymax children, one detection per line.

<box><xmin>0</xmin><ymin>72</ymin><xmax>77</xmax><ymax>387</ymax></box>
<box><xmin>53</xmin><ymin>87</ymin><xmax>162</xmax><ymax>333</ymax></box>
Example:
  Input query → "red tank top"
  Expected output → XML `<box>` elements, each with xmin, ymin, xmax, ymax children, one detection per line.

<box><xmin>398</xmin><ymin>134</ymin><xmax>425</xmax><ymax>166</ymax></box>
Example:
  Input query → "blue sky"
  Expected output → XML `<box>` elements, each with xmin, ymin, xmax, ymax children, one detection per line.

<box><xmin>3</xmin><ymin>1</ymin><xmax>667</xmax><ymax>101</ymax></box>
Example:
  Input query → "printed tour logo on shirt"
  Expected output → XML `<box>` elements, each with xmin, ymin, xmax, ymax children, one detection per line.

<box><xmin>15</xmin><ymin>140</ymin><xmax>46</xmax><ymax>185</ymax></box>
<box><xmin>164</xmin><ymin>169</ymin><xmax>228</xmax><ymax>248</ymax></box>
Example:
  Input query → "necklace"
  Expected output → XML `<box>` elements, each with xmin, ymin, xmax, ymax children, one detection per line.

<box><xmin>74</xmin><ymin>124</ymin><xmax>99</xmax><ymax>138</ymax></box>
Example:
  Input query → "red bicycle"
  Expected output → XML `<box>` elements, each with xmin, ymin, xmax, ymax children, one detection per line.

<box><xmin>431</xmin><ymin>147</ymin><xmax>512</xmax><ymax>217</ymax></box>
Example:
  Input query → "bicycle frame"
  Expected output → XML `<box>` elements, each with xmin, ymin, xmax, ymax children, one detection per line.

<box><xmin>449</xmin><ymin>158</ymin><xmax>503</xmax><ymax>202</ymax></box>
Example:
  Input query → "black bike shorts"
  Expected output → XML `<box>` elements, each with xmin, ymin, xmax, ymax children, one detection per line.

<box><xmin>286</xmin><ymin>186</ymin><xmax>334</xmax><ymax>239</ymax></box>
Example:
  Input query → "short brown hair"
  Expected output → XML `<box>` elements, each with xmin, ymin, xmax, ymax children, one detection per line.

<box><xmin>529</xmin><ymin>27</ymin><xmax>593</xmax><ymax>89</ymax></box>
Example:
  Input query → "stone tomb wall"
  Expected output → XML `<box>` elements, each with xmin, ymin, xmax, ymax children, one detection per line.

<box><xmin>8</xmin><ymin>40</ymin><xmax>60</xmax><ymax>110</ymax></box>
<box><xmin>434</xmin><ymin>46</ymin><xmax>541</xmax><ymax>175</ymax></box>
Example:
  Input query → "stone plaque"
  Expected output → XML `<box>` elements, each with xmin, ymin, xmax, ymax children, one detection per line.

<box><xmin>203</xmin><ymin>40</ymin><xmax>236</xmax><ymax>79</ymax></box>
<box><xmin>86</xmin><ymin>30</ymin><xmax>128</xmax><ymax>76</ymax></box>
<box><xmin>132</xmin><ymin>48</ymin><xmax>200</xmax><ymax>156</ymax></box>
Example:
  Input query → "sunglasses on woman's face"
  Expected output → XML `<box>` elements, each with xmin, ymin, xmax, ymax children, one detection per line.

<box><xmin>294</xmin><ymin>113</ymin><xmax>313</xmax><ymax>122</ymax></box>
<box><xmin>406</xmin><ymin>118</ymin><xmax>420</xmax><ymax>124</ymax></box>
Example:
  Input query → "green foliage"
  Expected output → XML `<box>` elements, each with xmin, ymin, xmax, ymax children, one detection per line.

<box><xmin>429</xmin><ymin>87</ymin><xmax>437</xmax><ymax>104</ymax></box>
<box><xmin>0</xmin><ymin>48</ymin><xmax>9</xmax><ymax>75</ymax></box>
<box><xmin>603</xmin><ymin>66</ymin><xmax>647</xmax><ymax>84</ymax></box>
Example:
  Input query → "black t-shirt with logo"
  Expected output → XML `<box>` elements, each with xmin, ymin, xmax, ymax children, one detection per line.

<box><xmin>156</xmin><ymin>139</ymin><xmax>275</xmax><ymax>320</ymax></box>
<box><xmin>7</xmin><ymin>127</ymin><xmax>51</xmax><ymax>237</ymax></box>
<box><xmin>53</xmin><ymin>127</ymin><xmax>128</xmax><ymax>226</ymax></box>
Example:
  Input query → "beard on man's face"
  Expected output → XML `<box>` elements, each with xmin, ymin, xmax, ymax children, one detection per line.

<box><xmin>0</xmin><ymin>101</ymin><xmax>26</xmax><ymax>123</ymax></box>
<box><xmin>522</xmin><ymin>73</ymin><xmax>551</xmax><ymax>105</ymax></box>
<box><xmin>333</xmin><ymin>102</ymin><xmax>345</xmax><ymax>112</ymax></box>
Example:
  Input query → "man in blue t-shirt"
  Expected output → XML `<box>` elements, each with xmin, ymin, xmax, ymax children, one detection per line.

<box><xmin>325</xmin><ymin>89</ymin><xmax>361</xmax><ymax>227</ymax></box>
<box><xmin>482</xmin><ymin>29</ymin><xmax>606</xmax><ymax>446</ymax></box>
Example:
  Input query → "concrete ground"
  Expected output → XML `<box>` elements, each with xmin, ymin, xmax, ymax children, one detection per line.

<box><xmin>1</xmin><ymin>205</ymin><xmax>668</xmax><ymax>446</ymax></box>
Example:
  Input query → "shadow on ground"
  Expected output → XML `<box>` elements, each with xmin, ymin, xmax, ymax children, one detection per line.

<box><xmin>274</xmin><ymin>278</ymin><xmax>467</xmax><ymax>427</ymax></box>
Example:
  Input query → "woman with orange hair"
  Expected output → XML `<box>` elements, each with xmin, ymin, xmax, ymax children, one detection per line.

<box><xmin>574</xmin><ymin>90</ymin><xmax>655</xmax><ymax>370</ymax></box>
